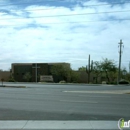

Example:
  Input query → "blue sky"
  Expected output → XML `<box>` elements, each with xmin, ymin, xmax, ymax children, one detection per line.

<box><xmin>0</xmin><ymin>0</ymin><xmax>130</xmax><ymax>70</ymax></box>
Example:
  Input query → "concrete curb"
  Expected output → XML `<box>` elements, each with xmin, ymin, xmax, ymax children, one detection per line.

<box><xmin>38</xmin><ymin>82</ymin><xmax>115</xmax><ymax>86</ymax></box>
<box><xmin>0</xmin><ymin>120</ymin><xmax>120</xmax><ymax>129</ymax></box>
<box><xmin>0</xmin><ymin>85</ymin><xmax>26</xmax><ymax>88</ymax></box>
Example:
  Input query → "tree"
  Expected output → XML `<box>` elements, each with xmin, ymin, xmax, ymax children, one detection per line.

<box><xmin>70</xmin><ymin>70</ymin><xmax>80</xmax><ymax>83</ymax></box>
<box><xmin>124</xmin><ymin>73</ymin><xmax>130</xmax><ymax>82</ymax></box>
<box><xmin>51</xmin><ymin>64</ymin><xmax>80</xmax><ymax>83</ymax></box>
<box><xmin>23</xmin><ymin>72</ymin><xmax>32</xmax><ymax>82</ymax></box>
<box><xmin>121</xmin><ymin>67</ymin><xmax>127</xmax><ymax>80</ymax></box>
<box><xmin>100</xmin><ymin>58</ymin><xmax>117</xmax><ymax>83</ymax></box>
<box><xmin>8</xmin><ymin>75</ymin><xmax>15</xmax><ymax>82</ymax></box>
<box><xmin>50</xmin><ymin>64</ymin><xmax>71</xmax><ymax>82</ymax></box>
<box><xmin>93</xmin><ymin>61</ymin><xmax>102</xmax><ymax>83</ymax></box>
<box><xmin>78</xmin><ymin>66</ymin><xmax>86</xmax><ymax>71</ymax></box>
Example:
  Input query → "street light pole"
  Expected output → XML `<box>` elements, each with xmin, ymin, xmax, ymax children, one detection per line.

<box><xmin>118</xmin><ymin>39</ymin><xmax>123</xmax><ymax>84</ymax></box>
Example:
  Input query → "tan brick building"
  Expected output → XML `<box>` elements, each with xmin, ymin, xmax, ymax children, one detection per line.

<box><xmin>0</xmin><ymin>71</ymin><xmax>10</xmax><ymax>81</ymax></box>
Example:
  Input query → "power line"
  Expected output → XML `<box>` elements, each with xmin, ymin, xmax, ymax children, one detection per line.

<box><xmin>0</xmin><ymin>10</ymin><xmax>130</xmax><ymax>20</ymax></box>
<box><xmin>0</xmin><ymin>18</ymin><xmax>130</xmax><ymax>27</ymax></box>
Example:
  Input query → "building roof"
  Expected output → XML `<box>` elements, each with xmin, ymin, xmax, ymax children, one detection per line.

<box><xmin>12</xmin><ymin>62</ymin><xmax>70</xmax><ymax>65</ymax></box>
<box><xmin>48</xmin><ymin>62</ymin><xmax>70</xmax><ymax>65</ymax></box>
<box><xmin>12</xmin><ymin>63</ymin><xmax>32</xmax><ymax>65</ymax></box>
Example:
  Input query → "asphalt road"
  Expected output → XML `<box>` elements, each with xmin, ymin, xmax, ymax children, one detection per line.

<box><xmin>0</xmin><ymin>82</ymin><xmax>130</xmax><ymax>120</ymax></box>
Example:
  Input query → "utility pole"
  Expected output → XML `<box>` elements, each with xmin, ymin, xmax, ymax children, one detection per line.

<box><xmin>129</xmin><ymin>61</ymin><xmax>130</xmax><ymax>74</ymax></box>
<box><xmin>32</xmin><ymin>63</ymin><xmax>40</xmax><ymax>83</ymax></box>
<box><xmin>118</xmin><ymin>39</ymin><xmax>123</xmax><ymax>84</ymax></box>
<box><xmin>88</xmin><ymin>54</ymin><xmax>90</xmax><ymax>83</ymax></box>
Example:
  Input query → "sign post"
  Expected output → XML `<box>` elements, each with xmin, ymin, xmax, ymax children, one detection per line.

<box><xmin>1</xmin><ymin>78</ymin><xmax>4</xmax><ymax>86</ymax></box>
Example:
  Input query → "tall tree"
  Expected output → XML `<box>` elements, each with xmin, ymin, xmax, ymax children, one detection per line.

<box><xmin>51</xmin><ymin>64</ymin><xmax>80</xmax><ymax>82</ymax></box>
<box><xmin>70</xmin><ymin>71</ymin><xmax>80</xmax><ymax>83</ymax></box>
<box><xmin>121</xmin><ymin>67</ymin><xmax>127</xmax><ymax>79</ymax></box>
<box><xmin>93</xmin><ymin>61</ymin><xmax>102</xmax><ymax>83</ymax></box>
<box><xmin>78</xmin><ymin>66</ymin><xmax>86</xmax><ymax>71</ymax></box>
<box><xmin>100</xmin><ymin>58</ymin><xmax>117</xmax><ymax>83</ymax></box>
<box><xmin>50</xmin><ymin>64</ymin><xmax>71</xmax><ymax>82</ymax></box>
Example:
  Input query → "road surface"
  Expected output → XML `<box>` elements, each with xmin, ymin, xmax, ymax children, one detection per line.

<box><xmin>0</xmin><ymin>82</ymin><xmax>130</xmax><ymax>120</ymax></box>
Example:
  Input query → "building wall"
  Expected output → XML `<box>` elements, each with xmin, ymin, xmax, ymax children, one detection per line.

<box><xmin>12</xmin><ymin>64</ymin><xmax>32</xmax><ymax>82</ymax></box>
<box><xmin>0</xmin><ymin>71</ymin><xmax>10</xmax><ymax>81</ymax></box>
<box><xmin>32</xmin><ymin>63</ymin><xmax>49</xmax><ymax>82</ymax></box>
<box><xmin>11</xmin><ymin>62</ymin><xmax>70</xmax><ymax>82</ymax></box>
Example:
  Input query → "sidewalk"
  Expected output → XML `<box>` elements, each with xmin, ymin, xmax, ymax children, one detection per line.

<box><xmin>0</xmin><ymin>120</ymin><xmax>120</xmax><ymax>129</ymax></box>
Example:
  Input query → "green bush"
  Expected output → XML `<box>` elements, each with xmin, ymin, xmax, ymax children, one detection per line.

<box><xmin>8</xmin><ymin>79</ymin><xmax>15</xmax><ymax>82</ymax></box>
<box><xmin>109</xmin><ymin>82</ymin><xmax>117</xmax><ymax>85</ymax></box>
<box><xmin>8</xmin><ymin>75</ymin><xmax>15</xmax><ymax>82</ymax></box>
<box><xmin>72</xmin><ymin>81</ymin><xmax>78</xmax><ymax>83</ymax></box>
<box><xmin>89</xmin><ymin>82</ymin><xmax>93</xmax><ymax>84</ymax></box>
<box><xmin>8</xmin><ymin>76</ymin><xmax>16</xmax><ymax>82</ymax></box>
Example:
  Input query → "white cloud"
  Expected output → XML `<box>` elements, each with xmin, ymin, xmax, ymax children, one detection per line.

<box><xmin>0</xmin><ymin>0</ymin><xmax>130</xmax><ymax>70</ymax></box>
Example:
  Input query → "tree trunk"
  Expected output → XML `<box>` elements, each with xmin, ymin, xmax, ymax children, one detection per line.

<box><xmin>105</xmin><ymin>71</ymin><xmax>109</xmax><ymax>83</ymax></box>
<box><xmin>96</xmin><ymin>77</ymin><xmax>98</xmax><ymax>84</ymax></box>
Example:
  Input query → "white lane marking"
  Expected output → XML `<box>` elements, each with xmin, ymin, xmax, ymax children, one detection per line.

<box><xmin>78</xmin><ymin>95</ymin><xmax>112</xmax><ymax>98</ymax></box>
<box><xmin>63</xmin><ymin>90</ymin><xmax>127</xmax><ymax>94</ymax></box>
<box><xmin>60</xmin><ymin>100</ymin><xmax>98</xmax><ymax>103</ymax></box>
